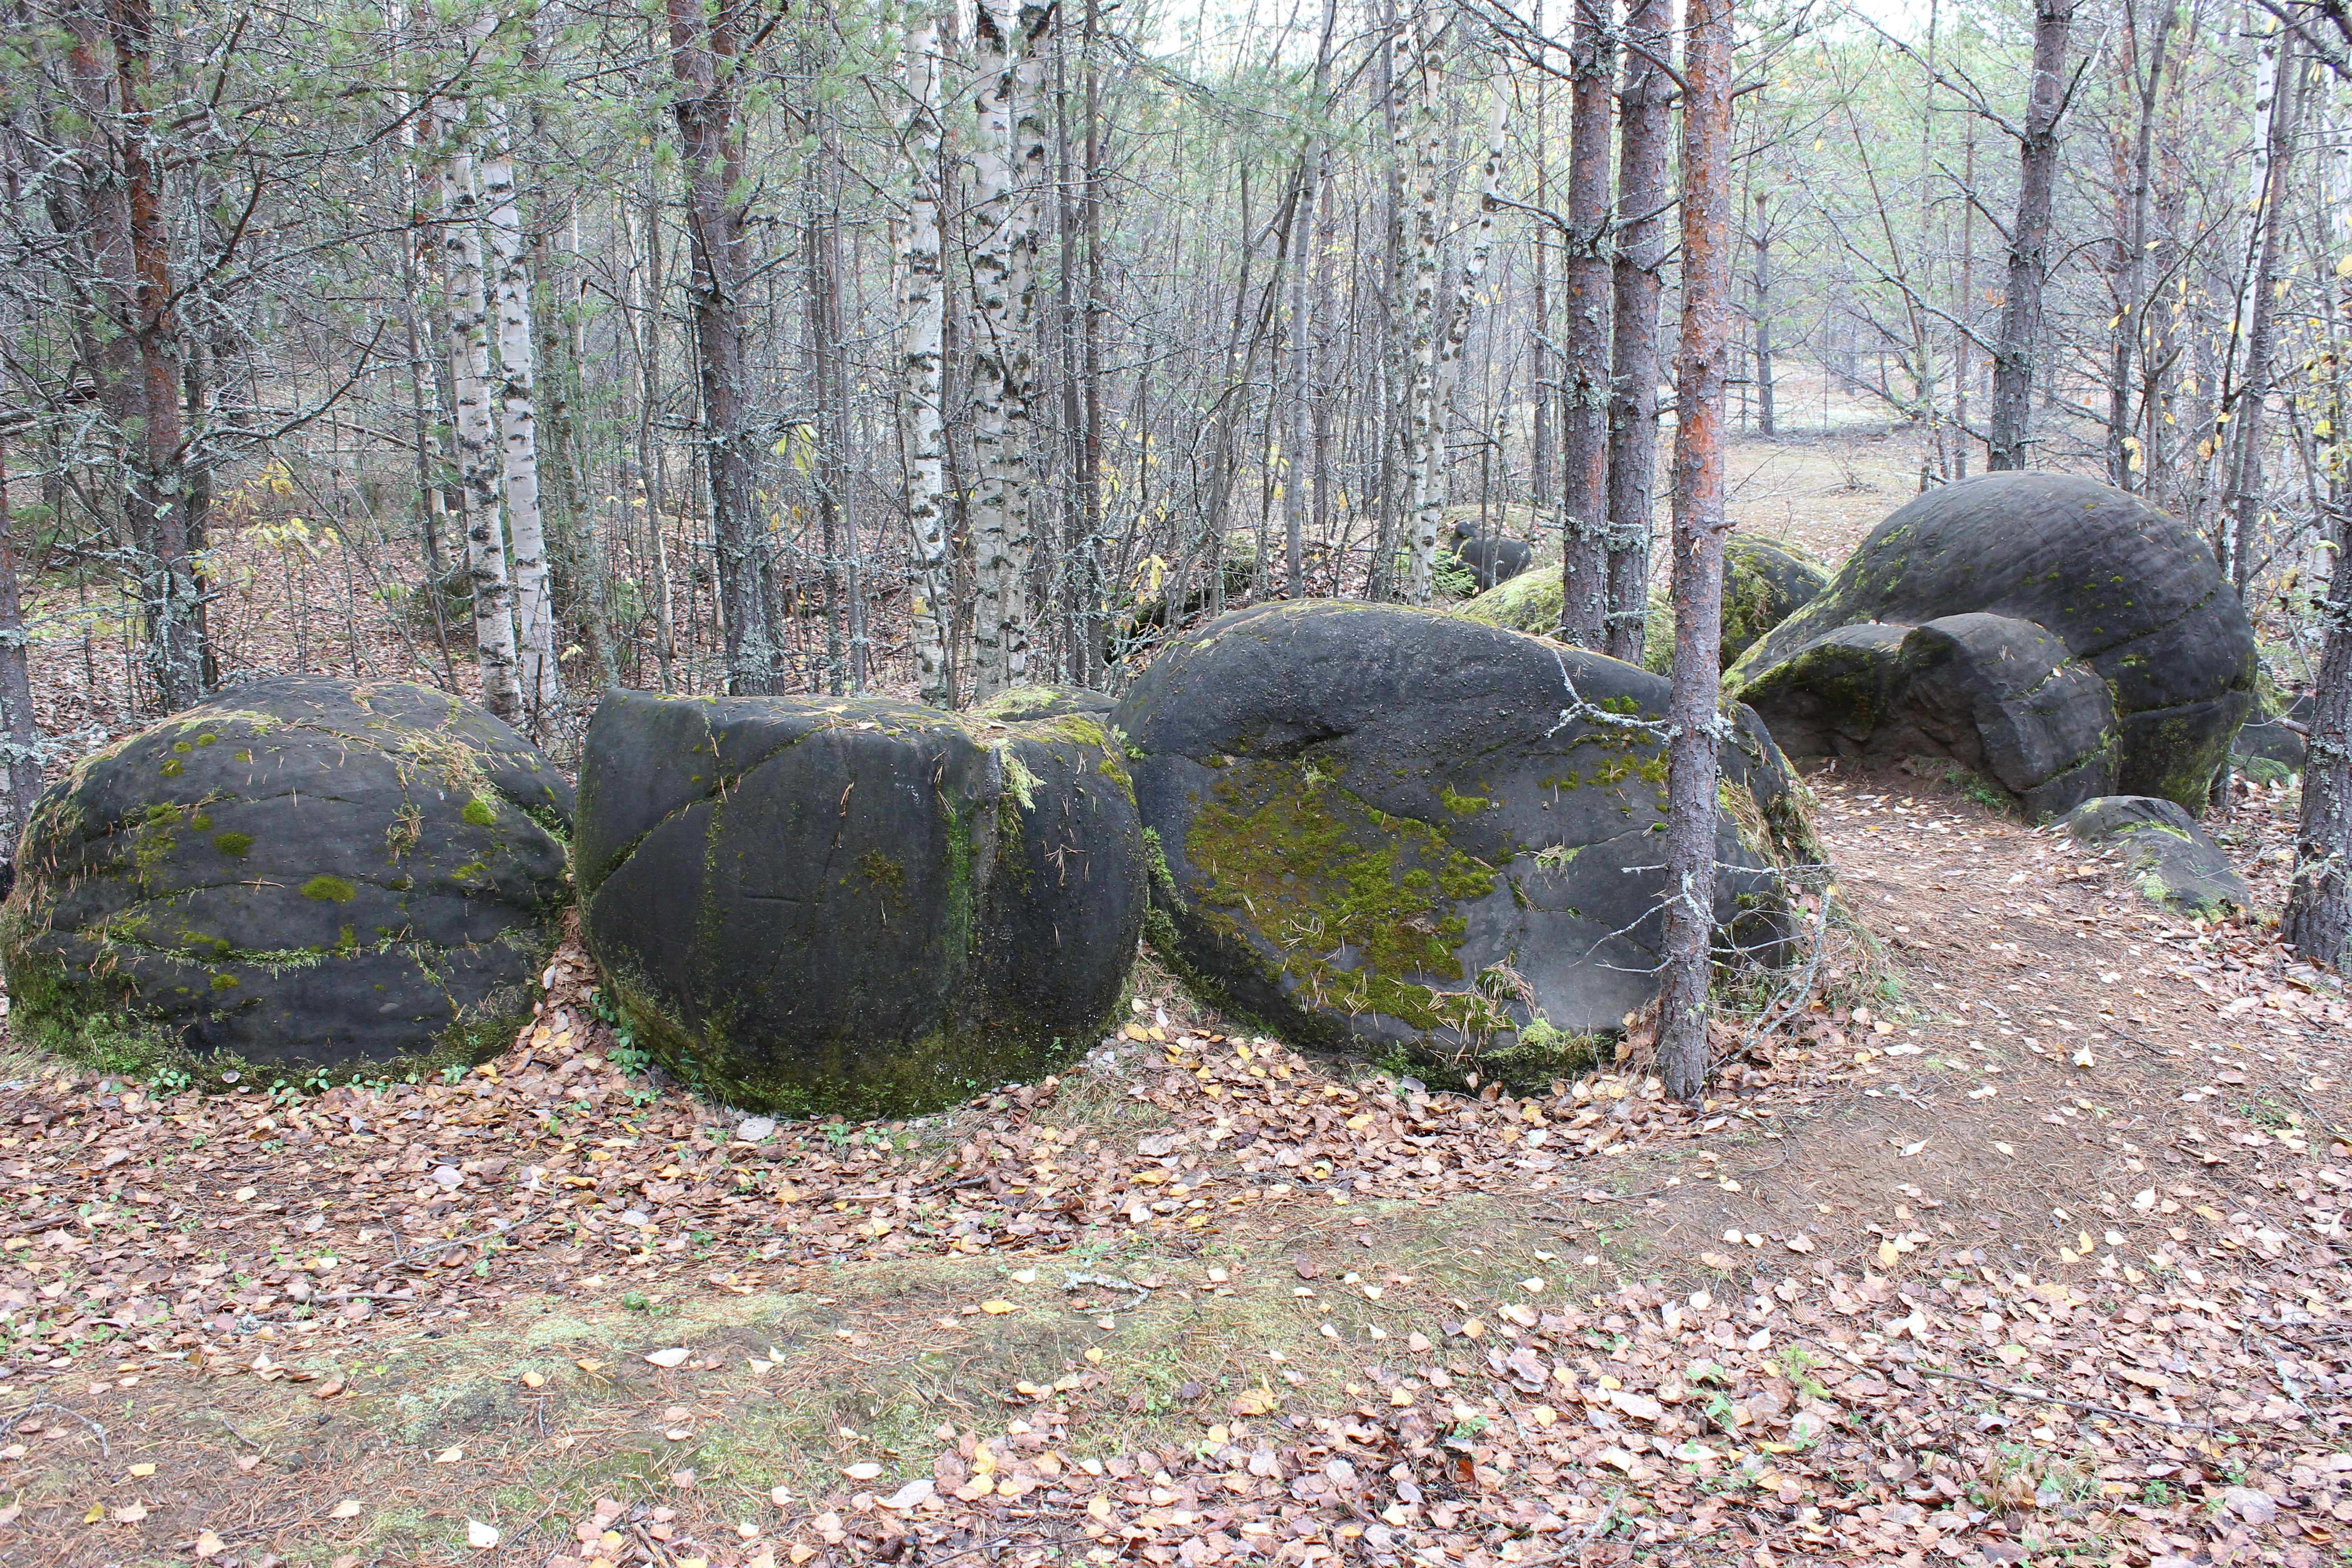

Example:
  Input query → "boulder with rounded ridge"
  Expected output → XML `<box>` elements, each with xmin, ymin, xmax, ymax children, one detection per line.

<box><xmin>576</xmin><ymin>691</ymin><xmax>1145</xmax><ymax>1117</ymax></box>
<box><xmin>1728</xmin><ymin>472</ymin><xmax>2256</xmax><ymax>809</ymax></box>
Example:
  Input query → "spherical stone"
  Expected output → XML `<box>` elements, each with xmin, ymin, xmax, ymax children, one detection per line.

<box><xmin>2</xmin><ymin>676</ymin><xmax>572</xmax><ymax>1083</ymax></box>
<box><xmin>575</xmin><ymin>691</ymin><xmax>1144</xmax><ymax>1118</ymax></box>
<box><xmin>1727</xmin><ymin>471</ymin><xmax>2256</xmax><ymax>808</ymax></box>
<box><xmin>1112</xmin><ymin>600</ymin><xmax>1813</xmax><ymax>1084</ymax></box>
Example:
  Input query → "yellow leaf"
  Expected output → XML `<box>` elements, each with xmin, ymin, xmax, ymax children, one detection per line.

<box><xmin>521</xmin><ymin>1370</ymin><xmax>545</xmax><ymax>1389</ymax></box>
<box><xmin>127</xmin><ymin>1464</ymin><xmax>155</xmax><ymax>1478</ymax></box>
<box><xmin>196</xmin><ymin>1532</ymin><xmax>225</xmax><ymax>1558</ymax></box>
<box><xmin>1088</xmin><ymin>1496</ymin><xmax>1112</xmax><ymax>1520</ymax></box>
<box><xmin>330</xmin><ymin>1499</ymin><xmax>363</xmax><ymax>1519</ymax></box>
<box><xmin>84</xmin><ymin>1502</ymin><xmax>105</xmax><ymax>1524</ymax></box>
<box><xmin>2078</xmin><ymin>1231</ymin><xmax>2094</xmax><ymax>1254</ymax></box>
<box><xmin>1877</xmin><ymin>1240</ymin><xmax>1900</xmax><ymax>1269</ymax></box>
<box><xmin>979</xmin><ymin>1300</ymin><xmax>1016</xmax><ymax>1315</ymax></box>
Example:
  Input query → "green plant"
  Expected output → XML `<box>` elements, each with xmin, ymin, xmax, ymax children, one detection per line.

<box><xmin>621</xmin><ymin>1291</ymin><xmax>650</xmax><ymax>1312</ymax></box>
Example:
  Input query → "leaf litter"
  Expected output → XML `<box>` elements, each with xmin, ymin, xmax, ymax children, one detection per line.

<box><xmin>0</xmin><ymin>770</ymin><xmax>2349</xmax><ymax>1567</ymax></box>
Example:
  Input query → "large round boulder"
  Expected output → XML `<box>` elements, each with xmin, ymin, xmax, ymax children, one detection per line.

<box><xmin>1112</xmin><ymin>601</ymin><xmax>1812</xmax><ymax>1084</ymax></box>
<box><xmin>575</xmin><ymin>691</ymin><xmax>1145</xmax><ymax>1118</ymax></box>
<box><xmin>1727</xmin><ymin>472</ymin><xmax>2257</xmax><ymax>809</ymax></box>
<box><xmin>2</xmin><ymin>677</ymin><xmax>573</xmax><ymax>1084</ymax></box>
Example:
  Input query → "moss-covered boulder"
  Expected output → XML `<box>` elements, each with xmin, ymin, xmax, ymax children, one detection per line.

<box><xmin>1727</xmin><ymin>472</ymin><xmax>2256</xmax><ymax>809</ymax></box>
<box><xmin>1461</xmin><ymin>538</ymin><xmax>1826</xmax><ymax>673</ymax></box>
<box><xmin>1458</xmin><ymin>568</ymin><xmax>1561</xmax><ymax>637</ymax></box>
<box><xmin>1737</xmin><ymin>613</ymin><xmax>2119</xmax><ymax>818</ymax></box>
<box><xmin>1112</xmin><ymin>601</ymin><xmax>1813</xmax><ymax>1083</ymax></box>
<box><xmin>2062</xmin><ymin>795</ymin><xmax>2249</xmax><ymax>920</ymax></box>
<box><xmin>575</xmin><ymin>691</ymin><xmax>1144</xmax><ymax>1118</ymax></box>
<box><xmin>1</xmin><ymin>676</ymin><xmax>573</xmax><ymax>1085</ymax></box>
<box><xmin>970</xmin><ymin>685</ymin><xmax>1117</xmax><ymax>723</ymax></box>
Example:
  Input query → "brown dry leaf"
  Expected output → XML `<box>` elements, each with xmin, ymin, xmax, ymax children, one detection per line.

<box><xmin>644</xmin><ymin>1346</ymin><xmax>691</xmax><ymax>1367</ymax></box>
<box><xmin>194</xmin><ymin>1532</ymin><xmax>225</xmax><ymax>1558</ymax></box>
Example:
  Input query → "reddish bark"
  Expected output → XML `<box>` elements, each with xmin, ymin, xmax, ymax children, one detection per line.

<box><xmin>1656</xmin><ymin>0</ymin><xmax>1735</xmax><ymax>1102</ymax></box>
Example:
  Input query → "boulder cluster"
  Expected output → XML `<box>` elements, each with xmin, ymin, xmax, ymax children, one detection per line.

<box><xmin>5</xmin><ymin>474</ymin><xmax>2271</xmax><ymax>1114</ymax></box>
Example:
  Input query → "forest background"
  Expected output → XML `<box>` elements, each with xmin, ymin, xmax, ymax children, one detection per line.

<box><xmin>1</xmin><ymin>0</ymin><xmax>2348</xmax><ymax>975</ymax></box>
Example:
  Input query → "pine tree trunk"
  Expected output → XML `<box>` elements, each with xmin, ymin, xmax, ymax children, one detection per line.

<box><xmin>1558</xmin><ymin>0</ymin><xmax>1616</xmax><ymax>647</ymax></box>
<box><xmin>1603</xmin><ymin>0</ymin><xmax>1670</xmax><ymax>666</ymax></box>
<box><xmin>1752</xmin><ymin>188</ymin><xmax>1775</xmax><ymax>438</ymax></box>
<box><xmin>901</xmin><ymin>9</ymin><xmax>954</xmax><ymax>705</ymax></box>
<box><xmin>478</xmin><ymin>19</ymin><xmax>557</xmax><ymax>734</ymax></box>
<box><xmin>93</xmin><ymin>0</ymin><xmax>205</xmax><ymax>711</ymax></box>
<box><xmin>438</xmin><ymin>99</ymin><xmax>523</xmax><ymax>724</ymax></box>
<box><xmin>1985</xmin><ymin>0</ymin><xmax>2073</xmax><ymax>471</ymax></box>
<box><xmin>1656</xmin><ymin>0</ymin><xmax>1735</xmax><ymax>1102</ymax></box>
<box><xmin>667</xmin><ymin>0</ymin><xmax>776</xmax><ymax>696</ymax></box>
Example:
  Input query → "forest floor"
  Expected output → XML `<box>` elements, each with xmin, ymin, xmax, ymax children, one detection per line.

<box><xmin>2</xmin><ymin>762</ymin><xmax>2351</xmax><ymax>1568</ymax></box>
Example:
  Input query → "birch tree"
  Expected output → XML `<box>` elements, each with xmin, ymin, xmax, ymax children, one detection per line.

<box><xmin>477</xmin><ymin>9</ymin><xmax>557</xmax><ymax>730</ymax></box>
<box><xmin>900</xmin><ymin>7</ymin><xmax>952</xmax><ymax>706</ymax></box>
<box><xmin>968</xmin><ymin>0</ymin><xmax>1053</xmax><ymax>699</ymax></box>
<box><xmin>2225</xmin><ymin>37</ymin><xmax>2300</xmax><ymax>590</ymax></box>
<box><xmin>438</xmin><ymin>93</ymin><xmax>524</xmax><ymax>723</ymax></box>
<box><xmin>1399</xmin><ymin>3</ymin><xmax>1445</xmax><ymax>604</ymax></box>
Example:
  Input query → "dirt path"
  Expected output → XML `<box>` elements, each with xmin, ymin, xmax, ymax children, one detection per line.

<box><xmin>2</xmin><ymin>757</ymin><xmax>2348</xmax><ymax>1568</ymax></box>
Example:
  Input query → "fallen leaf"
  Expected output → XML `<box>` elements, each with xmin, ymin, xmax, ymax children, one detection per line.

<box><xmin>113</xmin><ymin>1503</ymin><xmax>148</xmax><ymax>1524</ymax></box>
<box><xmin>466</xmin><ymin>1519</ymin><xmax>500</xmax><ymax>1549</ymax></box>
<box><xmin>127</xmin><ymin>1463</ymin><xmax>155</xmax><ymax>1478</ymax></box>
<box><xmin>644</xmin><ymin>1347</ymin><xmax>691</xmax><ymax>1368</ymax></box>
<box><xmin>434</xmin><ymin>1446</ymin><xmax>464</xmax><ymax>1464</ymax></box>
<box><xmin>195</xmin><ymin>1531</ymin><xmax>225</xmax><ymax>1558</ymax></box>
<box><xmin>979</xmin><ymin>1300</ymin><xmax>1016</xmax><ymax>1315</ymax></box>
<box><xmin>330</xmin><ymin>1499</ymin><xmax>363</xmax><ymax>1519</ymax></box>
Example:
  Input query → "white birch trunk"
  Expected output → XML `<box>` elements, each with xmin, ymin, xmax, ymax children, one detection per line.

<box><xmin>968</xmin><ymin>0</ymin><xmax>1049</xmax><ymax>699</ymax></box>
<box><xmin>1401</xmin><ymin>6</ymin><xmax>1446</xmax><ymax>604</ymax></box>
<box><xmin>1436</xmin><ymin>81</ymin><xmax>1508</xmax><ymax>402</ymax></box>
<box><xmin>902</xmin><ymin>11</ymin><xmax>953</xmax><ymax>706</ymax></box>
<box><xmin>478</xmin><ymin>20</ymin><xmax>556</xmax><ymax>732</ymax></box>
<box><xmin>438</xmin><ymin>99</ymin><xmax>522</xmax><ymax>724</ymax></box>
